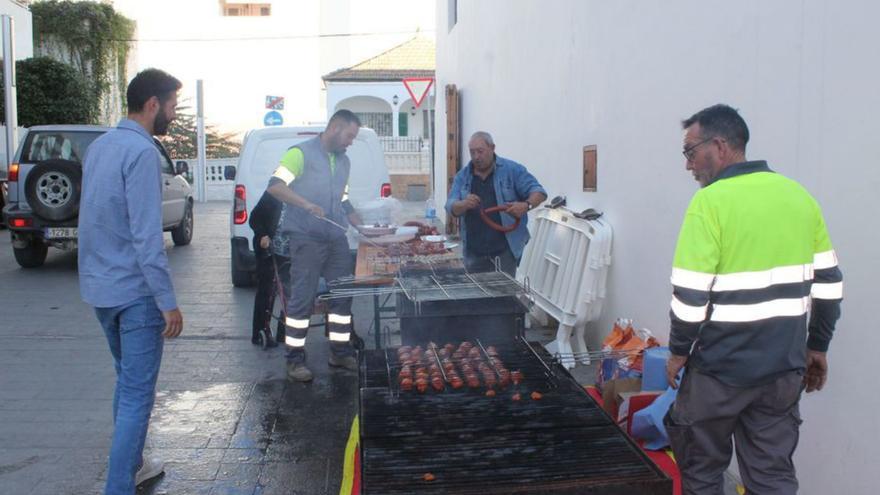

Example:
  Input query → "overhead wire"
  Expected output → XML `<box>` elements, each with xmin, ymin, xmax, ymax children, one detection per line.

<box><xmin>103</xmin><ymin>29</ymin><xmax>435</xmax><ymax>43</ymax></box>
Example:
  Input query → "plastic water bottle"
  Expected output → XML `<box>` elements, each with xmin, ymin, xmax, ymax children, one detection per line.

<box><xmin>424</xmin><ymin>198</ymin><xmax>437</xmax><ymax>222</ymax></box>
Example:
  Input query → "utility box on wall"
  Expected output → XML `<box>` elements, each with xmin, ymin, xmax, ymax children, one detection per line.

<box><xmin>583</xmin><ymin>145</ymin><xmax>597</xmax><ymax>192</ymax></box>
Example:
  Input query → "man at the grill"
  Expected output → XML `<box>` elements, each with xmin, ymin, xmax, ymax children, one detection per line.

<box><xmin>665</xmin><ymin>104</ymin><xmax>843</xmax><ymax>494</ymax></box>
<box><xmin>445</xmin><ymin>131</ymin><xmax>547</xmax><ymax>276</ymax></box>
<box><xmin>267</xmin><ymin>110</ymin><xmax>364</xmax><ymax>382</ymax></box>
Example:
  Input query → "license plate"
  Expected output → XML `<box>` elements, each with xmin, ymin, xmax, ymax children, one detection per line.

<box><xmin>45</xmin><ymin>227</ymin><xmax>77</xmax><ymax>239</ymax></box>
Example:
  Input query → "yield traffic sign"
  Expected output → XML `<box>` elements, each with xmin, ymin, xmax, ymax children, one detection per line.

<box><xmin>402</xmin><ymin>78</ymin><xmax>434</xmax><ymax>108</ymax></box>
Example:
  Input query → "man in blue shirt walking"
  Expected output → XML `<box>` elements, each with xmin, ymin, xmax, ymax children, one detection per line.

<box><xmin>78</xmin><ymin>68</ymin><xmax>184</xmax><ymax>494</ymax></box>
<box><xmin>446</xmin><ymin>131</ymin><xmax>547</xmax><ymax>275</ymax></box>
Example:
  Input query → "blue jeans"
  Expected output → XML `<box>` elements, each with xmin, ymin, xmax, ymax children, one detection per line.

<box><xmin>95</xmin><ymin>297</ymin><xmax>166</xmax><ymax>495</ymax></box>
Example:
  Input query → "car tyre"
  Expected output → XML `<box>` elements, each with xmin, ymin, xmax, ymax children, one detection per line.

<box><xmin>171</xmin><ymin>202</ymin><xmax>194</xmax><ymax>246</ymax></box>
<box><xmin>13</xmin><ymin>238</ymin><xmax>48</xmax><ymax>268</ymax></box>
<box><xmin>231</xmin><ymin>254</ymin><xmax>254</xmax><ymax>287</ymax></box>
<box><xmin>25</xmin><ymin>159</ymin><xmax>82</xmax><ymax>222</ymax></box>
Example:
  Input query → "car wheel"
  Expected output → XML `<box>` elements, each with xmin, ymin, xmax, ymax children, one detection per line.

<box><xmin>25</xmin><ymin>159</ymin><xmax>82</xmax><ymax>222</ymax></box>
<box><xmin>171</xmin><ymin>202</ymin><xmax>194</xmax><ymax>246</ymax></box>
<box><xmin>13</xmin><ymin>238</ymin><xmax>48</xmax><ymax>268</ymax></box>
<box><xmin>231</xmin><ymin>254</ymin><xmax>254</xmax><ymax>287</ymax></box>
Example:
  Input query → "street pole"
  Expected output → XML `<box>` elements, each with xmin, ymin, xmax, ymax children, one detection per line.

<box><xmin>427</xmin><ymin>82</ymin><xmax>435</xmax><ymax>204</ymax></box>
<box><xmin>2</xmin><ymin>15</ymin><xmax>17</xmax><ymax>170</ymax></box>
<box><xmin>196</xmin><ymin>79</ymin><xmax>207</xmax><ymax>202</ymax></box>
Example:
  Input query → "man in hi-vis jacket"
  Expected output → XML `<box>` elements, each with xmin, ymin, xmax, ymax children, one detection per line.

<box><xmin>665</xmin><ymin>104</ymin><xmax>843</xmax><ymax>495</ymax></box>
<box><xmin>267</xmin><ymin>110</ymin><xmax>363</xmax><ymax>382</ymax></box>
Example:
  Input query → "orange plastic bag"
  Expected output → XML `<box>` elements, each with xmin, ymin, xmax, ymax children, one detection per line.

<box><xmin>597</xmin><ymin>319</ymin><xmax>659</xmax><ymax>390</ymax></box>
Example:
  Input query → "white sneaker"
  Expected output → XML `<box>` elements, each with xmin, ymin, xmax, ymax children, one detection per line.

<box><xmin>135</xmin><ymin>456</ymin><xmax>165</xmax><ymax>486</ymax></box>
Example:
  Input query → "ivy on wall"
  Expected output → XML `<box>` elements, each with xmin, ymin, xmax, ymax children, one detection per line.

<box><xmin>30</xmin><ymin>0</ymin><xmax>134</xmax><ymax>115</ymax></box>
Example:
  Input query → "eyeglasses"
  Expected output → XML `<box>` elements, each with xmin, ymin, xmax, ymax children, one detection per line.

<box><xmin>682</xmin><ymin>136</ymin><xmax>714</xmax><ymax>161</ymax></box>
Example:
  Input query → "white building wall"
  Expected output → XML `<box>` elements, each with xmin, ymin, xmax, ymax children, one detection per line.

<box><xmin>0</xmin><ymin>0</ymin><xmax>33</xmax><ymax>60</ymax></box>
<box><xmin>435</xmin><ymin>1</ymin><xmax>880</xmax><ymax>493</ymax></box>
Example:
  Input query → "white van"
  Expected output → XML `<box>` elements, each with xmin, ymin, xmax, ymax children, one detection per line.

<box><xmin>229</xmin><ymin>126</ymin><xmax>391</xmax><ymax>286</ymax></box>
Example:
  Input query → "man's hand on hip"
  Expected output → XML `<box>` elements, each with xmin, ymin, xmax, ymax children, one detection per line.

<box><xmin>162</xmin><ymin>308</ymin><xmax>183</xmax><ymax>338</ymax></box>
<box><xmin>666</xmin><ymin>354</ymin><xmax>688</xmax><ymax>389</ymax></box>
<box><xmin>804</xmin><ymin>350</ymin><xmax>828</xmax><ymax>393</ymax></box>
<box><xmin>505</xmin><ymin>201</ymin><xmax>529</xmax><ymax>219</ymax></box>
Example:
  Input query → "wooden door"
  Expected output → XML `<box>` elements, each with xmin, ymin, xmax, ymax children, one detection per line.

<box><xmin>445</xmin><ymin>84</ymin><xmax>461</xmax><ymax>235</ymax></box>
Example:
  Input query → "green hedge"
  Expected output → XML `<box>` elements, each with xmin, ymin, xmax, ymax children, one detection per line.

<box><xmin>0</xmin><ymin>57</ymin><xmax>95</xmax><ymax>126</ymax></box>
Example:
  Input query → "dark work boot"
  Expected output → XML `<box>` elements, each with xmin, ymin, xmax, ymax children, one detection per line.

<box><xmin>287</xmin><ymin>362</ymin><xmax>313</xmax><ymax>382</ymax></box>
<box><xmin>286</xmin><ymin>350</ymin><xmax>312</xmax><ymax>381</ymax></box>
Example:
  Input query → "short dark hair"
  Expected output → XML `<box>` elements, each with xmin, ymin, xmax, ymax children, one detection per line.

<box><xmin>126</xmin><ymin>68</ymin><xmax>182</xmax><ymax>113</ymax></box>
<box><xmin>682</xmin><ymin>104</ymin><xmax>750</xmax><ymax>152</ymax></box>
<box><xmin>328</xmin><ymin>109</ymin><xmax>362</xmax><ymax>128</ymax></box>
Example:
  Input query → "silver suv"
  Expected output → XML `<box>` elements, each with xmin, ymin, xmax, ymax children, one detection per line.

<box><xmin>2</xmin><ymin>125</ymin><xmax>194</xmax><ymax>268</ymax></box>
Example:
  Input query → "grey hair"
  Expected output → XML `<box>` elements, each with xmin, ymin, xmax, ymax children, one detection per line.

<box><xmin>470</xmin><ymin>131</ymin><xmax>495</xmax><ymax>147</ymax></box>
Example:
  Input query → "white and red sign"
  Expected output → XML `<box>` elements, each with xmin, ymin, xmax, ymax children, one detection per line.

<box><xmin>265</xmin><ymin>95</ymin><xmax>285</xmax><ymax>110</ymax></box>
<box><xmin>402</xmin><ymin>78</ymin><xmax>434</xmax><ymax>108</ymax></box>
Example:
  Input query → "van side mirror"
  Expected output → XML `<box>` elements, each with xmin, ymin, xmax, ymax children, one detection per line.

<box><xmin>224</xmin><ymin>165</ymin><xmax>236</xmax><ymax>180</ymax></box>
<box><xmin>175</xmin><ymin>161</ymin><xmax>189</xmax><ymax>176</ymax></box>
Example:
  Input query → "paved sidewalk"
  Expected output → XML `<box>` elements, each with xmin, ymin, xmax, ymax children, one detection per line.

<box><xmin>0</xmin><ymin>202</ymin><xmax>364</xmax><ymax>495</ymax></box>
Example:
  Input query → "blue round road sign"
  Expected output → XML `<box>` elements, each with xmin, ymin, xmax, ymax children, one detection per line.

<box><xmin>264</xmin><ymin>110</ymin><xmax>283</xmax><ymax>126</ymax></box>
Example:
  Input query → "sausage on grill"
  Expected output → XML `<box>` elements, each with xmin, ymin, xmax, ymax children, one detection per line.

<box><xmin>415</xmin><ymin>377</ymin><xmax>428</xmax><ymax>393</ymax></box>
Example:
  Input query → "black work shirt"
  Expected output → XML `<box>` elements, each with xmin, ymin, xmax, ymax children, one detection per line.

<box><xmin>249</xmin><ymin>191</ymin><xmax>282</xmax><ymax>253</ymax></box>
<box><xmin>464</xmin><ymin>169</ymin><xmax>509</xmax><ymax>256</ymax></box>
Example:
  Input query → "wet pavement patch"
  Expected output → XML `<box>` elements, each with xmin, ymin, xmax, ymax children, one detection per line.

<box><xmin>139</xmin><ymin>340</ymin><xmax>358</xmax><ymax>495</ymax></box>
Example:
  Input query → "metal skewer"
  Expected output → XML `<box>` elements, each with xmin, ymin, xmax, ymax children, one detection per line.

<box><xmin>316</xmin><ymin>215</ymin><xmax>386</xmax><ymax>249</ymax></box>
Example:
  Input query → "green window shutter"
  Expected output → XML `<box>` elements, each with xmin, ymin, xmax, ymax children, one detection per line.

<box><xmin>398</xmin><ymin>112</ymin><xmax>408</xmax><ymax>136</ymax></box>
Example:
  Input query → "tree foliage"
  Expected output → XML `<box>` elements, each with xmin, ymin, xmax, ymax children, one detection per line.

<box><xmin>0</xmin><ymin>57</ymin><xmax>95</xmax><ymax>126</ymax></box>
<box><xmin>159</xmin><ymin>105</ymin><xmax>242</xmax><ymax>159</ymax></box>
<box><xmin>30</xmin><ymin>0</ymin><xmax>134</xmax><ymax>115</ymax></box>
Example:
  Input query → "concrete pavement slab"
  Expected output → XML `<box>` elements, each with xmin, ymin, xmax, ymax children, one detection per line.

<box><xmin>0</xmin><ymin>202</ymin><xmax>364</xmax><ymax>495</ymax></box>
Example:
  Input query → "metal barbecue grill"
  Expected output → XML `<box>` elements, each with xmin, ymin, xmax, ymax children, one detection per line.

<box><xmin>396</xmin><ymin>268</ymin><xmax>529</xmax><ymax>304</ymax></box>
<box><xmin>358</xmin><ymin>338</ymin><xmax>672</xmax><ymax>494</ymax></box>
<box><xmin>394</xmin><ymin>268</ymin><xmax>530</xmax><ymax>344</ymax></box>
<box><xmin>323</xmin><ymin>265</ymin><xmax>530</xmax><ymax>313</ymax></box>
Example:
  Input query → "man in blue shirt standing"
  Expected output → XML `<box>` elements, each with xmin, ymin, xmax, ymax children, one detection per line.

<box><xmin>78</xmin><ymin>68</ymin><xmax>184</xmax><ymax>495</ymax></box>
<box><xmin>446</xmin><ymin>131</ymin><xmax>547</xmax><ymax>275</ymax></box>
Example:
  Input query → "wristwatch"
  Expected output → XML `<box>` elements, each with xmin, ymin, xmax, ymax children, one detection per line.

<box><xmin>526</xmin><ymin>202</ymin><xmax>533</xmax><ymax>211</ymax></box>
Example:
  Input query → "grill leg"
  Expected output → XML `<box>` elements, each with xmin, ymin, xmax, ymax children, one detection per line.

<box><xmin>373</xmin><ymin>293</ymin><xmax>381</xmax><ymax>349</ymax></box>
<box><xmin>545</xmin><ymin>323</ymin><xmax>576</xmax><ymax>369</ymax></box>
<box><xmin>573</xmin><ymin>323</ymin><xmax>591</xmax><ymax>365</ymax></box>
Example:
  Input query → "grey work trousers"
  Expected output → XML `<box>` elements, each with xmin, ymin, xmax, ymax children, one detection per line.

<box><xmin>665</xmin><ymin>368</ymin><xmax>804</xmax><ymax>495</ymax></box>
<box><xmin>284</xmin><ymin>236</ymin><xmax>354</xmax><ymax>362</ymax></box>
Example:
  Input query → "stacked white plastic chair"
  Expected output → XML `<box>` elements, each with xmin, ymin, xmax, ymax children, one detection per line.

<box><xmin>517</xmin><ymin>207</ymin><xmax>613</xmax><ymax>368</ymax></box>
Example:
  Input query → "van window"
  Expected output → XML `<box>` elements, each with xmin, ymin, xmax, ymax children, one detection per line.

<box><xmin>247</xmin><ymin>133</ymin><xmax>385</xmax><ymax>207</ymax></box>
<box><xmin>22</xmin><ymin>131</ymin><xmax>102</xmax><ymax>163</ymax></box>
<box><xmin>252</xmin><ymin>137</ymin><xmax>312</xmax><ymax>181</ymax></box>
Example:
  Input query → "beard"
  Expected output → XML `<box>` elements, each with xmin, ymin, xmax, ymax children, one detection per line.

<box><xmin>332</xmin><ymin>136</ymin><xmax>348</xmax><ymax>153</ymax></box>
<box><xmin>153</xmin><ymin>110</ymin><xmax>171</xmax><ymax>136</ymax></box>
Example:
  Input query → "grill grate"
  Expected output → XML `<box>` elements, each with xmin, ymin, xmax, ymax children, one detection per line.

<box><xmin>397</xmin><ymin>270</ymin><xmax>527</xmax><ymax>303</ymax></box>
<box><xmin>359</xmin><ymin>339</ymin><xmax>672</xmax><ymax>494</ymax></box>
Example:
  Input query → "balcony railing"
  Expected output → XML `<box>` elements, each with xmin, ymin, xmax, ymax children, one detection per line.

<box><xmin>379</xmin><ymin>136</ymin><xmax>424</xmax><ymax>153</ymax></box>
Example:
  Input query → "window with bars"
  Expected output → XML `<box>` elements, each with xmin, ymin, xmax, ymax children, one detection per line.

<box><xmin>354</xmin><ymin>112</ymin><xmax>393</xmax><ymax>137</ymax></box>
<box><xmin>221</xmin><ymin>2</ymin><xmax>271</xmax><ymax>16</ymax></box>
